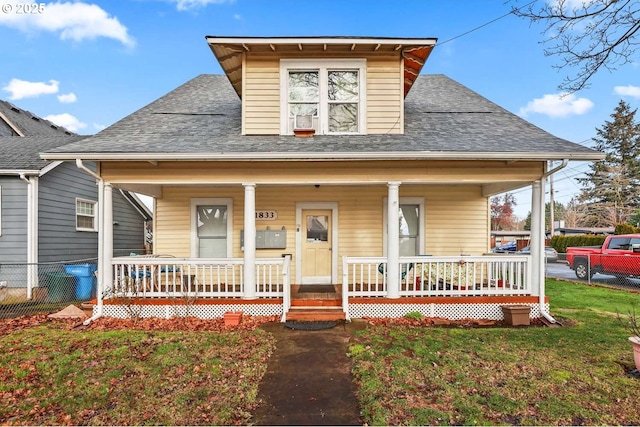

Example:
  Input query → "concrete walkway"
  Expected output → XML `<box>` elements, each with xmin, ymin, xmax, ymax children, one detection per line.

<box><xmin>251</xmin><ymin>320</ymin><xmax>367</xmax><ymax>426</ymax></box>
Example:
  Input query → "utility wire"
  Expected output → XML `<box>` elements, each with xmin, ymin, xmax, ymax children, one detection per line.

<box><xmin>438</xmin><ymin>0</ymin><xmax>537</xmax><ymax>46</ymax></box>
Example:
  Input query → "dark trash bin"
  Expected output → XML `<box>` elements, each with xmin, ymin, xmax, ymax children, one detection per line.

<box><xmin>45</xmin><ymin>272</ymin><xmax>76</xmax><ymax>302</ymax></box>
<box><xmin>64</xmin><ymin>264</ymin><xmax>97</xmax><ymax>300</ymax></box>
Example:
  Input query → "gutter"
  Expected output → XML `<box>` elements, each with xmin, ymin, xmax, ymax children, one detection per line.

<box><xmin>539</xmin><ymin>159</ymin><xmax>569</xmax><ymax>324</ymax></box>
<box><xmin>75</xmin><ymin>159</ymin><xmax>104</xmax><ymax>324</ymax></box>
<box><xmin>41</xmin><ymin>151</ymin><xmax>606</xmax><ymax>162</ymax></box>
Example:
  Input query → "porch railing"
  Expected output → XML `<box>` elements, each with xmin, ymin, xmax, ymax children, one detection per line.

<box><xmin>342</xmin><ymin>255</ymin><xmax>532</xmax><ymax>301</ymax></box>
<box><xmin>110</xmin><ymin>256</ymin><xmax>289</xmax><ymax>299</ymax></box>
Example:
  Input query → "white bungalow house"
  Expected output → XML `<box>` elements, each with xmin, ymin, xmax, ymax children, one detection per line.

<box><xmin>41</xmin><ymin>36</ymin><xmax>603</xmax><ymax>323</ymax></box>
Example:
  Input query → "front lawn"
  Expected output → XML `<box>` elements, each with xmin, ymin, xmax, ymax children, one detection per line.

<box><xmin>349</xmin><ymin>279</ymin><xmax>640</xmax><ymax>425</ymax></box>
<box><xmin>0</xmin><ymin>317</ymin><xmax>276</xmax><ymax>425</ymax></box>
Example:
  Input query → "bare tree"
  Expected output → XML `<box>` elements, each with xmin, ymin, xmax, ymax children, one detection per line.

<box><xmin>512</xmin><ymin>0</ymin><xmax>640</xmax><ymax>93</ymax></box>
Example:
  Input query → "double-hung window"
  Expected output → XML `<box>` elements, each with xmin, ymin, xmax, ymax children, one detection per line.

<box><xmin>76</xmin><ymin>198</ymin><xmax>97</xmax><ymax>232</ymax></box>
<box><xmin>281</xmin><ymin>59</ymin><xmax>366</xmax><ymax>135</ymax></box>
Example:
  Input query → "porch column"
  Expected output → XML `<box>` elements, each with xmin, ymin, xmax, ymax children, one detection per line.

<box><xmin>387</xmin><ymin>182</ymin><xmax>400</xmax><ymax>299</ymax></box>
<box><xmin>243</xmin><ymin>183</ymin><xmax>257</xmax><ymax>299</ymax></box>
<box><xmin>96</xmin><ymin>179</ymin><xmax>105</xmax><ymax>312</ymax></box>
<box><xmin>530</xmin><ymin>180</ymin><xmax>545</xmax><ymax>296</ymax></box>
<box><xmin>102</xmin><ymin>182</ymin><xmax>113</xmax><ymax>312</ymax></box>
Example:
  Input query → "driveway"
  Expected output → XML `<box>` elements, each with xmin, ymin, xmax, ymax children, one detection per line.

<box><xmin>546</xmin><ymin>261</ymin><xmax>640</xmax><ymax>292</ymax></box>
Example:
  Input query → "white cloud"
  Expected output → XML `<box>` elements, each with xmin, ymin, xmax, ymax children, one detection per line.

<box><xmin>2</xmin><ymin>78</ymin><xmax>59</xmax><ymax>100</ymax></box>
<box><xmin>518</xmin><ymin>93</ymin><xmax>594</xmax><ymax>118</ymax></box>
<box><xmin>172</xmin><ymin>0</ymin><xmax>234</xmax><ymax>11</ymax></box>
<box><xmin>614</xmin><ymin>85</ymin><xmax>640</xmax><ymax>99</ymax></box>
<box><xmin>44</xmin><ymin>113</ymin><xmax>87</xmax><ymax>133</ymax></box>
<box><xmin>0</xmin><ymin>2</ymin><xmax>135</xmax><ymax>47</ymax></box>
<box><xmin>57</xmin><ymin>92</ymin><xmax>77</xmax><ymax>103</ymax></box>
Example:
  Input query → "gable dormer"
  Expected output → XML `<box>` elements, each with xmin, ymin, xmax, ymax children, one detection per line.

<box><xmin>206</xmin><ymin>36</ymin><xmax>436</xmax><ymax>136</ymax></box>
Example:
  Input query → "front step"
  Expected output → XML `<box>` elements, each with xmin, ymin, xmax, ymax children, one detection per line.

<box><xmin>286</xmin><ymin>307</ymin><xmax>345</xmax><ymax>321</ymax></box>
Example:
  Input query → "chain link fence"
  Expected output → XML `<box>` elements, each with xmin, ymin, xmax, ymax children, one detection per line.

<box><xmin>0</xmin><ymin>258</ymin><xmax>98</xmax><ymax>319</ymax></box>
<box><xmin>549</xmin><ymin>253</ymin><xmax>640</xmax><ymax>291</ymax></box>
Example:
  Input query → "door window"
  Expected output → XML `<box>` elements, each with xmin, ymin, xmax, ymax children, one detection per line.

<box><xmin>196</xmin><ymin>205</ymin><xmax>227</xmax><ymax>257</ymax></box>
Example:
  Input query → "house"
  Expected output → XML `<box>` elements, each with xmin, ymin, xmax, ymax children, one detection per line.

<box><xmin>41</xmin><ymin>36</ymin><xmax>603</xmax><ymax>322</ymax></box>
<box><xmin>0</xmin><ymin>100</ymin><xmax>152</xmax><ymax>302</ymax></box>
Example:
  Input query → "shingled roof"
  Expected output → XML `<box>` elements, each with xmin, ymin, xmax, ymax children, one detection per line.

<box><xmin>0</xmin><ymin>100</ymin><xmax>83</xmax><ymax>172</ymax></box>
<box><xmin>42</xmin><ymin>74</ymin><xmax>602</xmax><ymax>161</ymax></box>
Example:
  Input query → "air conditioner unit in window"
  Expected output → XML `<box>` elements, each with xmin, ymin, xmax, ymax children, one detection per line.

<box><xmin>294</xmin><ymin>114</ymin><xmax>313</xmax><ymax>130</ymax></box>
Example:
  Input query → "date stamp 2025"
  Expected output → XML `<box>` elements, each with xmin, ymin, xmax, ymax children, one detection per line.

<box><xmin>1</xmin><ymin>3</ymin><xmax>46</xmax><ymax>14</ymax></box>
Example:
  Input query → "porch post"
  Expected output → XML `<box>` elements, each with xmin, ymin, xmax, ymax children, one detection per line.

<box><xmin>243</xmin><ymin>183</ymin><xmax>257</xmax><ymax>299</ymax></box>
<box><xmin>387</xmin><ymin>182</ymin><xmax>400</xmax><ymax>299</ymax></box>
<box><xmin>96</xmin><ymin>179</ymin><xmax>105</xmax><ymax>312</ymax></box>
<box><xmin>102</xmin><ymin>183</ymin><xmax>113</xmax><ymax>312</ymax></box>
<box><xmin>530</xmin><ymin>180</ymin><xmax>544</xmax><ymax>296</ymax></box>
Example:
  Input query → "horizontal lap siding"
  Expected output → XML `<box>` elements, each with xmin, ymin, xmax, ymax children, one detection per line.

<box><xmin>367</xmin><ymin>57</ymin><xmax>402</xmax><ymax>134</ymax></box>
<box><xmin>244</xmin><ymin>57</ymin><xmax>280</xmax><ymax>135</ymax></box>
<box><xmin>155</xmin><ymin>185</ymin><xmax>489</xmax><ymax>281</ymax></box>
<box><xmin>0</xmin><ymin>177</ymin><xmax>28</xmax><ymax>262</ymax></box>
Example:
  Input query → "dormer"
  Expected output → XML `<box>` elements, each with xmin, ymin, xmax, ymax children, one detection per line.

<box><xmin>206</xmin><ymin>36</ymin><xmax>436</xmax><ymax>136</ymax></box>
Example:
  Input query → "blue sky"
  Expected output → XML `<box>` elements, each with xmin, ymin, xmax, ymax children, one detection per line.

<box><xmin>1</xmin><ymin>0</ymin><xmax>639</xmax><ymax>219</ymax></box>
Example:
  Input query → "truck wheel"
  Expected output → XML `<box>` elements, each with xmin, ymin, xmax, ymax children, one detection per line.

<box><xmin>574</xmin><ymin>260</ymin><xmax>592</xmax><ymax>280</ymax></box>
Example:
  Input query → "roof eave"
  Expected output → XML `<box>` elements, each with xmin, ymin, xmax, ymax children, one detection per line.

<box><xmin>40</xmin><ymin>151</ymin><xmax>606</xmax><ymax>162</ymax></box>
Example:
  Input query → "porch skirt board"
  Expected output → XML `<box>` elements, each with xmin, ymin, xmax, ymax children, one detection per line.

<box><xmin>347</xmin><ymin>302</ymin><xmax>546</xmax><ymax>321</ymax></box>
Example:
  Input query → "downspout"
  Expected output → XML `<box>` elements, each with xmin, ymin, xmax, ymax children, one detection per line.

<box><xmin>538</xmin><ymin>159</ymin><xmax>569</xmax><ymax>323</ymax></box>
<box><xmin>19</xmin><ymin>174</ymin><xmax>37</xmax><ymax>299</ymax></box>
<box><xmin>76</xmin><ymin>159</ymin><xmax>104</xmax><ymax>325</ymax></box>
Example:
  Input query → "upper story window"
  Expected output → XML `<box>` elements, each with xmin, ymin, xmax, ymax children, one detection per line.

<box><xmin>281</xmin><ymin>59</ymin><xmax>366</xmax><ymax>135</ymax></box>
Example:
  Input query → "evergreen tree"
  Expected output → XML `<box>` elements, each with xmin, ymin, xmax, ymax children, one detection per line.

<box><xmin>577</xmin><ymin>100</ymin><xmax>640</xmax><ymax>225</ymax></box>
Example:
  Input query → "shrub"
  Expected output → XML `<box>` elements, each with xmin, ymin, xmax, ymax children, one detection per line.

<box><xmin>550</xmin><ymin>234</ymin><xmax>607</xmax><ymax>253</ymax></box>
<box><xmin>614</xmin><ymin>223</ymin><xmax>639</xmax><ymax>234</ymax></box>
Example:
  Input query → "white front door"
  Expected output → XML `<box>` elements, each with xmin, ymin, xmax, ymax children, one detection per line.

<box><xmin>301</xmin><ymin>209</ymin><xmax>332</xmax><ymax>284</ymax></box>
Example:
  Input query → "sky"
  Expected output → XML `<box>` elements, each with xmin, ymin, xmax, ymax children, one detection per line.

<box><xmin>1</xmin><ymin>0</ymin><xmax>639</xmax><ymax>220</ymax></box>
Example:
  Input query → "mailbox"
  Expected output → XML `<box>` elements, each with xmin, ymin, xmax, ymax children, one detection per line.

<box><xmin>241</xmin><ymin>227</ymin><xmax>287</xmax><ymax>249</ymax></box>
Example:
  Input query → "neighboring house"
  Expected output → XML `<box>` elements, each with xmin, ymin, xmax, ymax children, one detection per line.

<box><xmin>42</xmin><ymin>36</ymin><xmax>604</xmax><ymax>322</ymax></box>
<box><xmin>0</xmin><ymin>100</ymin><xmax>151</xmax><ymax>300</ymax></box>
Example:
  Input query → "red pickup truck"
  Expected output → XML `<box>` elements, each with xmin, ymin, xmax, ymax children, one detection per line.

<box><xmin>566</xmin><ymin>234</ymin><xmax>640</xmax><ymax>280</ymax></box>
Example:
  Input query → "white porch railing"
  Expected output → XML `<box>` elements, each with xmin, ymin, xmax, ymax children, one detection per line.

<box><xmin>342</xmin><ymin>255</ymin><xmax>532</xmax><ymax>301</ymax></box>
<box><xmin>109</xmin><ymin>256</ymin><xmax>290</xmax><ymax>299</ymax></box>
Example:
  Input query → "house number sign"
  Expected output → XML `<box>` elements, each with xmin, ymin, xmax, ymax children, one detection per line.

<box><xmin>255</xmin><ymin>210</ymin><xmax>277</xmax><ymax>220</ymax></box>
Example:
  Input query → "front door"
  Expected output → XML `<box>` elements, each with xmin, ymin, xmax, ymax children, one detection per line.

<box><xmin>301</xmin><ymin>209</ymin><xmax>332</xmax><ymax>284</ymax></box>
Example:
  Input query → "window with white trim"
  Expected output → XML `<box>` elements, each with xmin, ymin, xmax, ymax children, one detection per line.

<box><xmin>280</xmin><ymin>59</ymin><xmax>366</xmax><ymax>135</ymax></box>
<box><xmin>76</xmin><ymin>198</ymin><xmax>97</xmax><ymax>232</ymax></box>
<box><xmin>190</xmin><ymin>198</ymin><xmax>233</xmax><ymax>258</ymax></box>
<box><xmin>383</xmin><ymin>197</ymin><xmax>425</xmax><ymax>256</ymax></box>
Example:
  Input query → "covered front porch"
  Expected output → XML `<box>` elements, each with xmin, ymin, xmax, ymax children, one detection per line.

<box><xmin>96</xmin><ymin>252</ymin><xmax>546</xmax><ymax>321</ymax></box>
<box><xmin>85</xmin><ymin>158</ymin><xmax>554</xmax><ymax>323</ymax></box>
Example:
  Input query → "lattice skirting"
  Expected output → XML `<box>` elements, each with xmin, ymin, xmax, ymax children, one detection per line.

<box><xmin>97</xmin><ymin>303</ymin><xmax>283</xmax><ymax>319</ymax></box>
<box><xmin>347</xmin><ymin>302</ymin><xmax>548</xmax><ymax>320</ymax></box>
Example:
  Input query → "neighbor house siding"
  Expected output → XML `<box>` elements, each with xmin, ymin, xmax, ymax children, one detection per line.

<box><xmin>154</xmin><ymin>185</ymin><xmax>489</xmax><ymax>282</ymax></box>
<box><xmin>113</xmin><ymin>190</ymin><xmax>147</xmax><ymax>257</ymax></box>
<box><xmin>242</xmin><ymin>52</ymin><xmax>403</xmax><ymax>135</ymax></box>
<box><xmin>38</xmin><ymin>162</ymin><xmax>99</xmax><ymax>262</ymax></box>
<box><xmin>0</xmin><ymin>177</ymin><xmax>28</xmax><ymax>263</ymax></box>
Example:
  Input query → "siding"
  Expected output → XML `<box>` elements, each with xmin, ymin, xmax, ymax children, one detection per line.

<box><xmin>101</xmin><ymin>160</ymin><xmax>544</xmax><ymax>185</ymax></box>
<box><xmin>38</xmin><ymin>162</ymin><xmax>99</xmax><ymax>262</ymax></box>
<box><xmin>113</xmin><ymin>190</ymin><xmax>147</xmax><ymax>257</ymax></box>
<box><xmin>243</xmin><ymin>52</ymin><xmax>402</xmax><ymax>135</ymax></box>
<box><xmin>155</xmin><ymin>185</ymin><xmax>489</xmax><ymax>282</ymax></box>
<box><xmin>0</xmin><ymin>177</ymin><xmax>28</xmax><ymax>263</ymax></box>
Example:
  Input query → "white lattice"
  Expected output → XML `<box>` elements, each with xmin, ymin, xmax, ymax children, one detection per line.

<box><xmin>347</xmin><ymin>302</ymin><xmax>547</xmax><ymax>320</ymax></box>
<box><xmin>100</xmin><ymin>303</ymin><xmax>282</xmax><ymax>319</ymax></box>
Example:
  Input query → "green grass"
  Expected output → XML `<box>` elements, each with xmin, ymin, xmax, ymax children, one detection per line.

<box><xmin>2</xmin><ymin>280</ymin><xmax>640</xmax><ymax>425</ymax></box>
<box><xmin>0</xmin><ymin>324</ymin><xmax>275</xmax><ymax>425</ymax></box>
<box><xmin>349</xmin><ymin>279</ymin><xmax>640</xmax><ymax>426</ymax></box>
